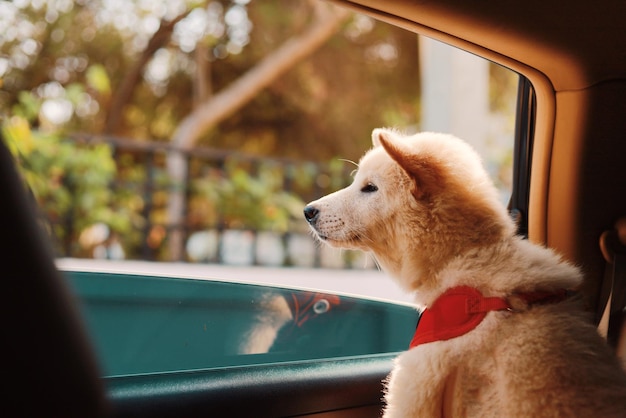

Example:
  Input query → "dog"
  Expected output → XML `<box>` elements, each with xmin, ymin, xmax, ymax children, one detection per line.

<box><xmin>304</xmin><ymin>128</ymin><xmax>626</xmax><ymax>417</ymax></box>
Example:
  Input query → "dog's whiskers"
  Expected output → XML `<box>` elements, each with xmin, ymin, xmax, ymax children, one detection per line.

<box><xmin>369</xmin><ymin>255</ymin><xmax>382</xmax><ymax>271</ymax></box>
<box><xmin>338</xmin><ymin>158</ymin><xmax>359</xmax><ymax>168</ymax></box>
<box><xmin>338</xmin><ymin>158</ymin><xmax>359</xmax><ymax>178</ymax></box>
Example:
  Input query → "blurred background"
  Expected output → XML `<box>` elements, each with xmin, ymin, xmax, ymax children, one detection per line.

<box><xmin>0</xmin><ymin>0</ymin><xmax>518</xmax><ymax>271</ymax></box>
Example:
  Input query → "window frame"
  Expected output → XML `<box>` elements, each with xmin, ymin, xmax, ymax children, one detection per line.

<box><xmin>509</xmin><ymin>75</ymin><xmax>536</xmax><ymax>237</ymax></box>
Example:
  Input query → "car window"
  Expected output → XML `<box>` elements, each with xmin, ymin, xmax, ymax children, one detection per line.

<box><xmin>1</xmin><ymin>0</ymin><xmax>519</xmax><ymax>377</ymax></box>
<box><xmin>64</xmin><ymin>270</ymin><xmax>417</xmax><ymax>377</ymax></box>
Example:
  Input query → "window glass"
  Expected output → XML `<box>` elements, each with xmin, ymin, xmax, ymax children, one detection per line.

<box><xmin>67</xmin><ymin>270</ymin><xmax>418</xmax><ymax>377</ymax></box>
<box><xmin>2</xmin><ymin>0</ymin><xmax>519</xmax><ymax>376</ymax></box>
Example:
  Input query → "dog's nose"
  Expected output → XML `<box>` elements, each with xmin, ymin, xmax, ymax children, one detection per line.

<box><xmin>303</xmin><ymin>205</ymin><xmax>320</xmax><ymax>224</ymax></box>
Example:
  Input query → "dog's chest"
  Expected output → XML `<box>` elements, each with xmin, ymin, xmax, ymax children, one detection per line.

<box><xmin>391</xmin><ymin>317</ymin><xmax>505</xmax><ymax>417</ymax></box>
<box><xmin>444</xmin><ymin>358</ymin><xmax>502</xmax><ymax>417</ymax></box>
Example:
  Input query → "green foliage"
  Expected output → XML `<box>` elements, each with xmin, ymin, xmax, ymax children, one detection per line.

<box><xmin>1</xmin><ymin>113</ymin><xmax>320</xmax><ymax>258</ymax></box>
<box><xmin>191</xmin><ymin>159</ymin><xmax>306</xmax><ymax>233</ymax></box>
<box><xmin>2</xmin><ymin>115</ymin><xmax>133</xmax><ymax>255</ymax></box>
<box><xmin>12</xmin><ymin>91</ymin><xmax>41</xmax><ymax>122</ymax></box>
<box><xmin>85</xmin><ymin>64</ymin><xmax>112</xmax><ymax>96</ymax></box>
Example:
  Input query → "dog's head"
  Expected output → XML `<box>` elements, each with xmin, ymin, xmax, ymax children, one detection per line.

<box><xmin>304</xmin><ymin>128</ymin><xmax>515</xmax><ymax>291</ymax></box>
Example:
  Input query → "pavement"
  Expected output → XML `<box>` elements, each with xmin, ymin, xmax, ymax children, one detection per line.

<box><xmin>55</xmin><ymin>258</ymin><xmax>416</xmax><ymax>305</ymax></box>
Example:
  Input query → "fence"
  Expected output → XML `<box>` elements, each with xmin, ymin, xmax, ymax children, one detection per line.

<box><xmin>54</xmin><ymin>134</ymin><xmax>371</xmax><ymax>269</ymax></box>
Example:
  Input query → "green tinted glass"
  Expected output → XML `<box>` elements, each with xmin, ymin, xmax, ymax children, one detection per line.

<box><xmin>66</xmin><ymin>271</ymin><xmax>418</xmax><ymax>377</ymax></box>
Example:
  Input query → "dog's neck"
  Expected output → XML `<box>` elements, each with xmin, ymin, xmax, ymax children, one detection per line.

<box><xmin>372</xmin><ymin>240</ymin><xmax>484</xmax><ymax>304</ymax></box>
<box><xmin>373</xmin><ymin>252</ymin><xmax>447</xmax><ymax>306</ymax></box>
<box><xmin>375</xmin><ymin>236</ymin><xmax>582</xmax><ymax>307</ymax></box>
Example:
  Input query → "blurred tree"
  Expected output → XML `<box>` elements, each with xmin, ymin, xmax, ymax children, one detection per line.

<box><xmin>0</xmin><ymin>0</ymin><xmax>419</xmax><ymax>155</ymax></box>
<box><xmin>1</xmin><ymin>0</ymin><xmax>421</xmax><ymax>261</ymax></box>
<box><xmin>166</xmin><ymin>1</ymin><xmax>352</xmax><ymax>259</ymax></box>
<box><xmin>104</xmin><ymin>11</ymin><xmax>192</xmax><ymax>134</ymax></box>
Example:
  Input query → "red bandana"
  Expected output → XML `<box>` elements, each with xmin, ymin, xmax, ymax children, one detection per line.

<box><xmin>409</xmin><ymin>286</ymin><xmax>570</xmax><ymax>348</ymax></box>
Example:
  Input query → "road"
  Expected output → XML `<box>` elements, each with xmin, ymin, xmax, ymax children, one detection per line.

<box><xmin>56</xmin><ymin>258</ymin><xmax>416</xmax><ymax>304</ymax></box>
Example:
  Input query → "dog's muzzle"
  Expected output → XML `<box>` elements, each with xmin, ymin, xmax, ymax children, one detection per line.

<box><xmin>303</xmin><ymin>205</ymin><xmax>320</xmax><ymax>226</ymax></box>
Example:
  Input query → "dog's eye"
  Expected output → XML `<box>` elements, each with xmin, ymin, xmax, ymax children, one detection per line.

<box><xmin>361</xmin><ymin>183</ymin><xmax>378</xmax><ymax>193</ymax></box>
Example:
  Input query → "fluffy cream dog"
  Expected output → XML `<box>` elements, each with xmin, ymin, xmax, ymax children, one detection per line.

<box><xmin>304</xmin><ymin>128</ymin><xmax>626</xmax><ymax>417</ymax></box>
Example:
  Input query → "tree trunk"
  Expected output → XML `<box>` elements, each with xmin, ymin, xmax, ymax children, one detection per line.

<box><xmin>165</xmin><ymin>2</ymin><xmax>351</xmax><ymax>261</ymax></box>
<box><xmin>193</xmin><ymin>46</ymin><xmax>212</xmax><ymax>107</ymax></box>
<box><xmin>104</xmin><ymin>12</ymin><xmax>190</xmax><ymax>134</ymax></box>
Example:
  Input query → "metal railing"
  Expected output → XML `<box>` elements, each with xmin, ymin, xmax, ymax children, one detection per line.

<box><xmin>54</xmin><ymin>134</ymin><xmax>368</xmax><ymax>268</ymax></box>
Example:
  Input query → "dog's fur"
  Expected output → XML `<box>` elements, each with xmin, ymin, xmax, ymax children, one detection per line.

<box><xmin>305</xmin><ymin>128</ymin><xmax>626</xmax><ymax>417</ymax></box>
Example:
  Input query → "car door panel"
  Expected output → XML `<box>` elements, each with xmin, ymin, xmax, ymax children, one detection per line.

<box><xmin>107</xmin><ymin>355</ymin><xmax>395</xmax><ymax>417</ymax></box>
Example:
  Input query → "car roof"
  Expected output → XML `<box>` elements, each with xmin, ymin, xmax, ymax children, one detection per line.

<box><xmin>339</xmin><ymin>0</ymin><xmax>626</xmax><ymax>91</ymax></box>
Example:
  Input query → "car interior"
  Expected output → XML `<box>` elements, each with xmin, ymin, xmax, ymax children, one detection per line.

<box><xmin>4</xmin><ymin>0</ymin><xmax>626</xmax><ymax>416</ymax></box>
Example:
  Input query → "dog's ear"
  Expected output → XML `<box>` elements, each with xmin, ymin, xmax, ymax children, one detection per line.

<box><xmin>372</xmin><ymin>128</ymin><xmax>399</xmax><ymax>147</ymax></box>
<box><xmin>377</xmin><ymin>131</ymin><xmax>444</xmax><ymax>201</ymax></box>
